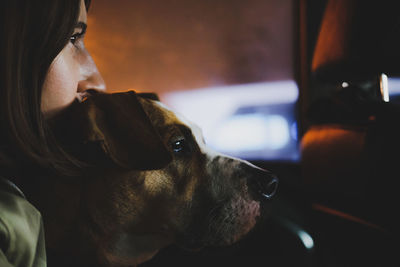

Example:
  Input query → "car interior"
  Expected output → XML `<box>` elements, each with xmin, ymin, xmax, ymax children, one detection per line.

<box><xmin>87</xmin><ymin>0</ymin><xmax>400</xmax><ymax>266</ymax></box>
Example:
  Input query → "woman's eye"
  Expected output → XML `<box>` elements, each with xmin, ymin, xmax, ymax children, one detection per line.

<box><xmin>172</xmin><ymin>139</ymin><xmax>186</xmax><ymax>153</ymax></box>
<box><xmin>70</xmin><ymin>23</ymin><xmax>87</xmax><ymax>46</ymax></box>
<box><xmin>70</xmin><ymin>32</ymin><xmax>83</xmax><ymax>45</ymax></box>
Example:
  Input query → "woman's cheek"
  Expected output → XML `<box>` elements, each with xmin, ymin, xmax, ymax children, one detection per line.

<box><xmin>42</xmin><ymin>46</ymin><xmax>80</xmax><ymax>117</ymax></box>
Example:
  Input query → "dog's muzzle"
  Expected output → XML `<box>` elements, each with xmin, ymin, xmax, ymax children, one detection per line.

<box><xmin>247</xmin><ymin>167</ymin><xmax>278</xmax><ymax>200</ymax></box>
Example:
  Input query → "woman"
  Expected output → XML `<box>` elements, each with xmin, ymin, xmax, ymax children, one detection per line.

<box><xmin>0</xmin><ymin>0</ymin><xmax>105</xmax><ymax>266</ymax></box>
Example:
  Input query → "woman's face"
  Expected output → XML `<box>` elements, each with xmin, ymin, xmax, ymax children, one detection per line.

<box><xmin>41</xmin><ymin>0</ymin><xmax>106</xmax><ymax>118</ymax></box>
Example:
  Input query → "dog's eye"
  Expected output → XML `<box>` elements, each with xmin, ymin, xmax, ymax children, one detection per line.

<box><xmin>171</xmin><ymin>139</ymin><xmax>186</xmax><ymax>153</ymax></box>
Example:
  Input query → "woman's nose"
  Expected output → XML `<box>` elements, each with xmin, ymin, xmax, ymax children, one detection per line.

<box><xmin>78</xmin><ymin>53</ymin><xmax>106</xmax><ymax>93</ymax></box>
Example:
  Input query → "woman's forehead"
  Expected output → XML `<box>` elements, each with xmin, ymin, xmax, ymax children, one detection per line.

<box><xmin>79</xmin><ymin>0</ymin><xmax>87</xmax><ymax>23</ymax></box>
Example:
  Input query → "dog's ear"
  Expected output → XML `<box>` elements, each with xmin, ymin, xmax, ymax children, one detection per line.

<box><xmin>137</xmin><ymin>92</ymin><xmax>160</xmax><ymax>101</ymax></box>
<box><xmin>50</xmin><ymin>91</ymin><xmax>172</xmax><ymax>170</ymax></box>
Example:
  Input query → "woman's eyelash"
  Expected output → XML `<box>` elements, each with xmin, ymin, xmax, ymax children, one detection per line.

<box><xmin>70</xmin><ymin>32</ymin><xmax>85</xmax><ymax>45</ymax></box>
<box><xmin>70</xmin><ymin>23</ymin><xmax>87</xmax><ymax>45</ymax></box>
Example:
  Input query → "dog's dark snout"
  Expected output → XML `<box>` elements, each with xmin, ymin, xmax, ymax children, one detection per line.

<box><xmin>248</xmin><ymin>168</ymin><xmax>278</xmax><ymax>200</ymax></box>
<box><xmin>260</xmin><ymin>175</ymin><xmax>278</xmax><ymax>199</ymax></box>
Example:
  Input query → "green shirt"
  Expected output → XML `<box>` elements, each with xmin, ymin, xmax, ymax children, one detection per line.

<box><xmin>0</xmin><ymin>177</ymin><xmax>47</xmax><ymax>267</ymax></box>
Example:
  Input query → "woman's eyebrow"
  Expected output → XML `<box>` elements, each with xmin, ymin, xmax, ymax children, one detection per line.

<box><xmin>75</xmin><ymin>22</ymin><xmax>87</xmax><ymax>33</ymax></box>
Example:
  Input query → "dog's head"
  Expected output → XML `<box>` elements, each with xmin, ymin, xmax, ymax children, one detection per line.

<box><xmin>47</xmin><ymin>91</ymin><xmax>278</xmax><ymax>266</ymax></box>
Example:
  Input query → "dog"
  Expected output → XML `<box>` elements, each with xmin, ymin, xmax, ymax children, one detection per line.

<box><xmin>21</xmin><ymin>91</ymin><xmax>278</xmax><ymax>267</ymax></box>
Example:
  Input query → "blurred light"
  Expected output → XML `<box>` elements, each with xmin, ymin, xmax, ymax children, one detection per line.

<box><xmin>386</xmin><ymin>76</ymin><xmax>400</xmax><ymax>103</ymax></box>
<box><xmin>312</xmin><ymin>203</ymin><xmax>387</xmax><ymax>232</ymax></box>
<box><xmin>380</xmin><ymin>73</ymin><xmax>389</xmax><ymax>102</ymax></box>
<box><xmin>290</xmin><ymin>122</ymin><xmax>298</xmax><ymax>141</ymax></box>
<box><xmin>277</xmin><ymin>217</ymin><xmax>315</xmax><ymax>251</ymax></box>
<box><xmin>342</xmin><ymin>82</ymin><xmax>349</xmax><ymax>88</ymax></box>
<box><xmin>210</xmin><ymin>114</ymin><xmax>290</xmax><ymax>152</ymax></box>
<box><xmin>387</xmin><ymin>77</ymin><xmax>400</xmax><ymax>93</ymax></box>
<box><xmin>161</xmin><ymin>81</ymin><xmax>298</xmax><ymax>134</ymax></box>
<box><xmin>161</xmin><ymin>81</ymin><xmax>299</xmax><ymax>160</ymax></box>
<box><xmin>298</xmin><ymin>230</ymin><xmax>314</xmax><ymax>250</ymax></box>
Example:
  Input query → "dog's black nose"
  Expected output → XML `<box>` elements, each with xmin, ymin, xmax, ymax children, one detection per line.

<box><xmin>248</xmin><ymin>168</ymin><xmax>278</xmax><ymax>200</ymax></box>
<box><xmin>259</xmin><ymin>174</ymin><xmax>278</xmax><ymax>199</ymax></box>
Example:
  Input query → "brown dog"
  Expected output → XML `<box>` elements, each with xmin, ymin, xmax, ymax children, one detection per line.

<box><xmin>22</xmin><ymin>91</ymin><xmax>278</xmax><ymax>267</ymax></box>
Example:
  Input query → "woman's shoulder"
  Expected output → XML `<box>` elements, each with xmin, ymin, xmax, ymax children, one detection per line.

<box><xmin>0</xmin><ymin>176</ymin><xmax>40</xmax><ymax>226</ymax></box>
<box><xmin>0</xmin><ymin>176</ymin><xmax>47</xmax><ymax>267</ymax></box>
<box><xmin>0</xmin><ymin>176</ymin><xmax>26</xmax><ymax>199</ymax></box>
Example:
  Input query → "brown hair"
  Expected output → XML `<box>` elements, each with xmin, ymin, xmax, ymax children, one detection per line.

<box><xmin>0</xmin><ymin>0</ymin><xmax>92</xmax><ymax>179</ymax></box>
